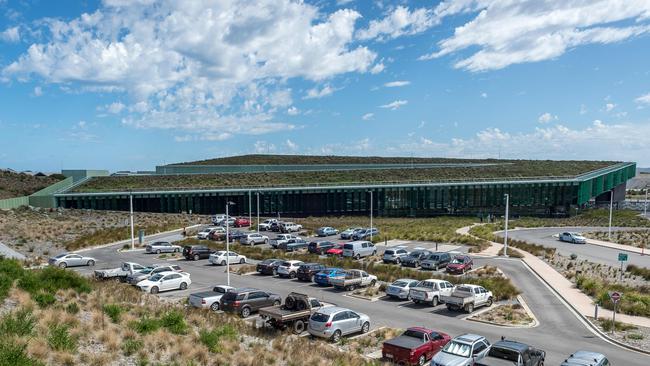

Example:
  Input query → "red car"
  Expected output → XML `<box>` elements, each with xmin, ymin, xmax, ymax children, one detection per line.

<box><xmin>446</xmin><ymin>255</ymin><xmax>473</xmax><ymax>274</ymax></box>
<box><xmin>382</xmin><ymin>327</ymin><xmax>450</xmax><ymax>366</ymax></box>
<box><xmin>233</xmin><ymin>217</ymin><xmax>251</xmax><ymax>228</ymax></box>
<box><xmin>325</xmin><ymin>243</ymin><xmax>344</xmax><ymax>256</ymax></box>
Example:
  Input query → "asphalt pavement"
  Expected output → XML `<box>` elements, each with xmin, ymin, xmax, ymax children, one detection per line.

<box><xmin>71</xmin><ymin>230</ymin><xmax>650</xmax><ymax>366</ymax></box>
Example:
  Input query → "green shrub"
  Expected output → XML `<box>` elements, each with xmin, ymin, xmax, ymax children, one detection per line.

<box><xmin>626</xmin><ymin>264</ymin><xmax>650</xmax><ymax>281</ymax></box>
<box><xmin>122</xmin><ymin>337</ymin><xmax>144</xmax><ymax>356</ymax></box>
<box><xmin>160</xmin><ymin>310</ymin><xmax>188</xmax><ymax>335</ymax></box>
<box><xmin>47</xmin><ymin>323</ymin><xmax>77</xmax><ymax>352</ymax></box>
<box><xmin>626</xmin><ymin>333</ymin><xmax>644</xmax><ymax>340</ymax></box>
<box><xmin>0</xmin><ymin>342</ymin><xmax>44</xmax><ymax>366</ymax></box>
<box><xmin>199</xmin><ymin>325</ymin><xmax>237</xmax><ymax>353</ymax></box>
<box><xmin>130</xmin><ymin>316</ymin><xmax>161</xmax><ymax>334</ymax></box>
<box><xmin>0</xmin><ymin>308</ymin><xmax>35</xmax><ymax>337</ymax></box>
<box><xmin>65</xmin><ymin>302</ymin><xmax>80</xmax><ymax>315</ymax></box>
<box><xmin>599</xmin><ymin>318</ymin><xmax>637</xmax><ymax>332</ymax></box>
<box><xmin>103</xmin><ymin>304</ymin><xmax>123</xmax><ymax>323</ymax></box>
<box><xmin>0</xmin><ymin>274</ymin><xmax>12</xmax><ymax>303</ymax></box>
<box><xmin>33</xmin><ymin>292</ymin><xmax>56</xmax><ymax>308</ymax></box>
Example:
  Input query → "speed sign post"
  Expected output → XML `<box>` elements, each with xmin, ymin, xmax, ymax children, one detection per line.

<box><xmin>608</xmin><ymin>291</ymin><xmax>623</xmax><ymax>335</ymax></box>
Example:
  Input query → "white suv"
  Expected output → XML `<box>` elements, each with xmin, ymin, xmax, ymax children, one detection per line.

<box><xmin>280</xmin><ymin>222</ymin><xmax>303</xmax><ymax>233</ymax></box>
<box><xmin>276</xmin><ymin>260</ymin><xmax>304</xmax><ymax>279</ymax></box>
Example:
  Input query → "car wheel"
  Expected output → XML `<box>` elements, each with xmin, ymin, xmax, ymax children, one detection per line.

<box><xmin>179</xmin><ymin>282</ymin><xmax>188</xmax><ymax>290</ymax></box>
<box><xmin>264</xmin><ymin>239</ymin><xmax>269</xmax><ymax>244</ymax></box>
<box><xmin>272</xmin><ymin>269</ymin><xmax>278</xmax><ymax>276</ymax></box>
<box><xmin>293</xmin><ymin>320</ymin><xmax>306</xmax><ymax>334</ymax></box>
<box><xmin>431</xmin><ymin>296</ymin><xmax>439</xmax><ymax>307</ymax></box>
<box><xmin>413</xmin><ymin>299</ymin><xmax>420</xmax><ymax>304</ymax></box>
<box><xmin>465</xmin><ymin>303</ymin><xmax>474</xmax><ymax>313</ymax></box>
<box><xmin>273</xmin><ymin>300</ymin><xmax>281</xmax><ymax>307</ymax></box>
<box><xmin>395</xmin><ymin>258</ymin><xmax>400</xmax><ymax>264</ymax></box>
<box><xmin>418</xmin><ymin>355</ymin><xmax>426</xmax><ymax>366</ymax></box>
<box><xmin>151</xmin><ymin>286</ymin><xmax>159</xmax><ymax>294</ymax></box>
<box><xmin>59</xmin><ymin>262</ymin><xmax>67</xmax><ymax>268</ymax></box>
<box><xmin>370</xmin><ymin>280</ymin><xmax>376</xmax><ymax>287</ymax></box>
<box><xmin>331</xmin><ymin>330</ymin><xmax>342</xmax><ymax>343</ymax></box>
<box><xmin>221</xmin><ymin>260</ymin><xmax>226</xmax><ymax>266</ymax></box>
<box><xmin>346</xmin><ymin>285</ymin><xmax>354</xmax><ymax>291</ymax></box>
<box><xmin>289</xmin><ymin>272</ymin><xmax>296</xmax><ymax>279</ymax></box>
<box><xmin>241</xmin><ymin>307</ymin><xmax>251</xmax><ymax>318</ymax></box>
<box><xmin>156</xmin><ymin>249</ymin><xmax>161</xmax><ymax>254</ymax></box>
<box><xmin>355</xmin><ymin>254</ymin><xmax>361</xmax><ymax>260</ymax></box>
<box><xmin>372</xmin><ymin>250</ymin><xmax>377</xmax><ymax>256</ymax></box>
<box><xmin>87</xmin><ymin>260</ymin><xmax>95</xmax><ymax>266</ymax></box>
<box><xmin>210</xmin><ymin>302</ymin><xmax>220</xmax><ymax>312</ymax></box>
<box><xmin>174</xmin><ymin>248</ymin><xmax>180</xmax><ymax>253</ymax></box>
<box><xmin>361</xmin><ymin>322</ymin><xmax>370</xmax><ymax>334</ymax></box>
<box><xmin>193</xmin><ymin>254</ymin><xmax>200</xmax><ymax>261</ymax></box>
<box><xmin>239</xmin><ymin>258</ymin><xmax>245</xmax><ymax>264</ymax></box>
<box><xmin>486</xmin><ymin>297</ymin><xmax>493</xmax><ymax>307</ymax></box>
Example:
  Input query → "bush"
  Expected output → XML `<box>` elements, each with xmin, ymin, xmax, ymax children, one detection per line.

<box><xmin>66</xmin><ymin>302</ymin><xmax>80</xmax><ymax>315</ymax></box>
<box><xmin>103</xmin><ymin>304</ymin><xmax>123</xmax><ymax>323</ymax></box>
<box><xmin>122</xmin><ymin>337</ymin><xmax>144</xmax><ymax>356</ymax></box>
<box><xmin>0</xmin><ymin>342</ymin><xmax>44</xmax><ymax>366</ymax></box>
<box><xmin>47</xmin><ymin>323</ymin><xmax>77</xmax><ymax>352</ymax></box>
<box><xmin>599</xmin><ymin>318</ymin><xmax>637</xmax><ymax>332</ymax></box>
<box><xmin>130</xmin><ymin>316</ymin><xmax>161</xmax><ymax>334</ymax></box>
<box><xmin>199</xmin><ymin>325</ymin><xmax>238</xmax><ymax>353</ymax></box>
<box><xmin>0</xmin><ymin>308</ymin><xmax>35</xmax><ymax>337</ymax></box>
<box><xmin>160</xmin><ymin>310</ymin><xmax>188</xmax><ymax>335</ymax></box>
<box><xmin>33</xmin><ymin>292</ymin><xmax>56</xmax><ymax>308</ymax></box>
<box><xmin>626</xmin><ymin>264</ymin><xmax>650</xmax><ymax>281</ymax></box>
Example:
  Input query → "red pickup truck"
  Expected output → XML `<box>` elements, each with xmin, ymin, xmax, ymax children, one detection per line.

<box><xmin>382</xmin><ymin>327</ymin><xmax>450</xmax><ymax>366</ymax></box>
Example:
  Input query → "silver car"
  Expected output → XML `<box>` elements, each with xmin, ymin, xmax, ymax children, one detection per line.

<box><xmin>48</xmin><ymin>253</ymin><xmax>96</xmax><ymax>268</ymax></box>
<box><xmin>559</xmin><ymin>232</ymin><xmax>587</xmax><ymax>244</ymax></box>
<box><xmin>145</xmin><ymin>241</ymin><xmax>182</xmax><ymax>254</ymax></box>
<box><xmin>239</xmin><ymin>233</ymin><xmax>269</xmax><ymax>246</ymax></box>
<box><xmin>382</xmin><ymin>248</ymin><xmax>409</xmax><ymax>264</ymax></box>
<box><xmin>385</xmin><ymin>279</ymin><xmax>419</xmax><ymax>300</ymax></box>
<box><xmin>561</xmin><ymin>351</ymin><xmax>610</xmax><ymax>366</ymax></box>
<box><xmin>308</xmin><ymin>306</ymin><xmax>370</xmax><ymax>342</ymax></box>
<box><xmin>430</xmin><ymin>333</ymin><xmax>490</xmax><ymax>366</ymax></box>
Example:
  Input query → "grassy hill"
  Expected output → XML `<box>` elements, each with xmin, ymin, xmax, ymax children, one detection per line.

<box><xmin>172</xmin><ymin>154</ymin><xmax>495</xmax><ymax>166</ymax></box>
<box><xmin>0</xmin><ymin>170</ymin><xmax>62</xmax><ymax>199</ymax></box>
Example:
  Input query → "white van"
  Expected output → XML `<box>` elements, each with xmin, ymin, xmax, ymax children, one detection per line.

<box><xmin>342</xmin><ymin>241</ymin><xmax>376</xmax><ymax>259</ymax></box>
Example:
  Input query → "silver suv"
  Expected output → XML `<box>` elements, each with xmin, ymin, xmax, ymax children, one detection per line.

<box><xmin>430</xmin><ymin>333</ymin><xmax>490</xmax><ymax>366</ymax></box>
<box><xmin>382</xmin><ymin>248</ymin><xmax>409</xmax><ymax>264</ymax></box>
<box><xmin>240</xmin><ymin>233</ymin><xmax>269</xmax><ymax>246</ymax></box>
<box><xmin>308</xmin><ymin>306</ymin><xmax>370</xmax><ymax>342</ymax></box>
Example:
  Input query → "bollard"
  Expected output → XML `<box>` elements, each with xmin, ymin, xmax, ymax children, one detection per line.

<box><xmin>594</xmin><ymin>303</ymin><xmax>598</xmax><ymax>320</ymax></box>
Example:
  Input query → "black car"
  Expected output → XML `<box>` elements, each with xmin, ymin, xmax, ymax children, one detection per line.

<box><xmin>400</xmin><ymin>250</ymin><xmax>433</xmax><ymax>268</ymax></box>
<box><xmin>476</xmin><ymin>339</ymin><xmax>545</xmax><ymax>366</ymax></box>
<box><xmin>227</xmin><ymin>230</ymin><xmax>247</xmax><ymax>241</ymax></box>
<box><xmin>308</xmin><ymin>240</ymin><xmax>337</xmax><ymax>254</ymax></box>
<box><xmin>420</xmin><ymin>252</ymin><xmax>452</xmax><ymax>270</ymax></box>
<box><xmin>220</xmin><ymin>288</ymin><xmax>281</xmax><ymax>318</ymax></box>
<box><xmin>279</xmin><ymin>238</ymin><xmax>308</xmax><ymax>252</ymax></box>
<box><xmin>256</xmin><ymin>258</ymin><xmax>283</xmax><ymax>275</ymax></box>
<box><xmin>296</xmin><ymin>263</ymin><xmax>326</xmax><ymax>281</ymax></box>
<box><xmin>183</xmin><ymin>245</ymin><xmax>214</xmax><ymax>261</ymax></box>
<box><xmin>270</xmin><ymin>222</ymin><xmax>282</xmax><ymax>232</ymax></box>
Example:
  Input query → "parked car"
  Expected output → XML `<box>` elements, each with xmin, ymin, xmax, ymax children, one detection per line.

<box><xmin>126</xmin><ymin>264</ymin><xmax>182</xmax><ymax>285</ymax></box>
<box><xmin>316</xmin><ymin>227</ymin><xmax>339</xmax><ymax>237</ymax></box>
<box><xmin>385</xmin><ymin>279</ymin><xmax>420</xmax><ymax>300</ymax></box>
<box><xmin>240</xmin><ymin>233</ymin><xmax>269</xmax><ymax>246</ymax></box>
<box><xmin>270</xmin><ymin>221</ymin><xmax>283</xmax><ymax>232</ymax></box>
<box><xmin>308</xmin><ymin>306</ymin><xmax>370</xmax><ymax>342</ymax></box>
<box><xmin>279</xmin><ymin>238</ymin><xmax>308</xmax><ymax>252</ymax></box>
<box><xmin>352</xmin><ymin>227</ymin><xmax>379</xmax><ymax>241</ymax></box>
<box><xmin>308</xmin><ymin>240</ymin><xmax>337</xmax><ymax>254</ymax></box>
<box><xmin>325</xmin><ymin>243</ymin><xmax>345</xmax><ymax>256</ymax></box>
<box><xmin>277</xmin><ymin>260</ymin><xmax>304</xmax><ymax>278</ymax></box>
<box><xmin>313</xmin><ymin>268</ymin><xmax>347</xmax><ymax>286</ymax></box>
<box><xmin>137</xmin><ymin>272</ymin><xmax>191</xmax><ymax>294</ymax></box>
<box><xmin>208</xmin><ymin>251</ymin><xmax>247</xmax><ymax>266</ymax></box>
<box><xmin>296</xmin><ymin>263</ymin><xmax>326</xmax><ymax>281</ymax></box>
<box><xmin>234</xmin><ymin>217</ymin><xmax>251</xmax><ymax>227</ymax></box>
<box><xmin>49</xmin><ymin>253</ymin><xmax>96</xmax><ymax>268</ymax></box>
<box><xmin>208</xmin><ymin>227</ymin><xmax>226</xmax><ymax>240</ymax></box>
<box><xmin>340</xmin><ymin>227</ymin><xmax>363</xmax><ymax>240</ymax></box>
<box><xmin>382</xmin><ymin>327</ymin><xmax>451</xmax><ymax>366</ymax></box>
<box><xmin>220</xmin><ymin>217</ymin><xmax>235</xmax><ymax>227</ymax></box>
<box><xmin>188</xmin><ymin>285</ymin><xmax>235</xmax><ymax>311</ymax></box>
<box><xmin>430</xmin><ymin>334</ymin><xmax>491</xmax><ymax>366</ymax></box>
<box><xmin>260</xmin><ymin>292</ymin><xmax>334</xmax><ymax>334</ymax></box>
<box><xmin>420</xmin><ymin>252</ymin><xmax>453</xmax><ymax>271</ymax></box>
<box><xmin>256</xmin><ymin>258</ymin><xmax>283</xmax><ymax>275</ymax></box>
<box><xmin>227</xmin><ymin>230</ymin><xmax>247</xmax><ymax>241</ymax></box>
<box><xmin>476</xmin><ymin>339</ymin><xmax>545</xmax><ymax>366</ymax></box>
<box><xmin>196</xmin><ymin>227</ymin><xmax>214</xmax><ymax>240</ymax></box>
<box><xmin>400</xmin><ymin>250</ymin><xmax>433</xmax><ymax>268</ymax></box>
<box><xmin>220</xmin><ymin>288</ymin><xmax>281</xmax><ymax>318</ymax></box>
<box><xmin>561</xmin><ymin>351</ymin><xmax>610</xmax><ymax>366</ymax></box>
<box><xmin>258</xmin><ymin>218</ymin><xmax>279</xmax><ymax>231</ymax></box>
<box><xmin>342</xmin><ymin>241</ymin><xmax>377</xmax><ymax>259</ymax></box>
<box><xmin>409</xmin><ymin>279</ymin><xmax>455</xmax><ymax>307</ymax></box>
<box><xmin>280</xmin><ymin>222</ymin><xmax>303</xmax><ymax>233</ymax></box>
<box><xmin>383</xmin><ymin>247</ymin><xmax>410</xmax><ymax>264</ymax></box>
<box><xmin>330</xmin><ymin>269</ymin><xmax>377</xmax><ymax>291</ymax></box>
<box><xmin>94</xmin><ymin>262</ymin><xmax>144</xmax><ymax>280</ymax></box>
<box><xmin>145</xmin><ymin>241</ymin><xmax>181</xmax><ymax>254</ymax></box>
<box><xmin>270</xmin><ymin>234</ymin><xmax>301</xmax><ymax>248</ymax></box>
<box><xmin>211</xmin><ymin>214</ymin><xmax>229</xmax><ymax>225</ymax></box>
<box><xmin>446</xmin><ymin>255</ymin><xmax>473</xmax><ymax>274</ymax></box>
<box><xmin>182</xmin><ymin>245</ymin><xmax>213</xmax><ymax>261</ymax></box>
<box><xmin>442</xmin><ymin>284</ymin><xmax>493</xmax><ymax>313</ymax></box>
<box><xmin>559</xmin><ymin>232</ymin><xmax>587</xmax><ymax>244</ymax></box>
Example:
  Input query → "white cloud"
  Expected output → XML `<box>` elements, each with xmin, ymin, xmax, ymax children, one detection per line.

<box><xmin>2</xmin><ymin>1</ymin><xmax>379</xmax><ymax>138</ymax></box>
<box><xmin>304</xmin><ymin>85</ymin><xmax>336</xmax><ymax>99</ymax></box>
<box><xmin>419</xmin><ymin>0</ymin><xmax>650</xmax><ymax>72</ymax></box>
<box><xmin>254</xmin><ymin>140</ymin><xmax>276</xmax><ymax>154</ymax></box>
<box><xmin>32</xmin><ymin>86</ymin><xmax>42</xmax><ymax>96</ymax></box>
<box><xmin>418</xmin><ymin>121</ymin><xmax>426</xmax><ymax>128</ymax></box>
<box><xmin>174</xmin><ymin>135</ymin><xmax>193</xmax><ymax>142</ymax></box>
<box><xmin>580</xmin><ymin>104</ymin><xmax>588</xmax><ymax>115</ymax></box>
<box><xmin>384</xmin><ymin>80</ymin><xmax>410</xmax><ymax>88</ymax></box>
<box><xmin>357</xmin><ymin>6</ymin><xmax>437</xmax><ymax>41</ymax></box>
<box><xmin>605</xmin><ymin>103</ymin><xmax>616</xmax><ymax>112</ymax></box>
<box><xmin>287</xmin><ymin>106</ymin><xmax>299</xmax><ymax>116</ymax></box>
<box><xmin>480</xmin><ymin>92</ymin><xmax>488</xmax><ymax>98</ymax></box>
<box><xmin>379</xmin><ymin>100</ymin><xmax>408</xmax><ymax>110</ymax></box>
<box><xmin>77</xmin><ymin>121</ymin><xmax>87</xmax><ymax>129</ymax></box>
<box><xmin>362</xmin><ymin>113</ymin><xmax>374</xmax><ymax>120</ymax></box>
<box><xmin>370</xmin><ymin>62</ymin><xmax>385</xmax><ymax>74</ymax></box>
<box><xmin>285</xmin><ymin>139</ymin><xmax>298</xmax><ymax>151</ymax></box>
<box><xmin>0</xmin><ymin>26</ymin><xmax>20</xmax><ymax>43</ymax></box>
<box><xmin>635</xmin><ymin>93</ymin><xmax>650</xmax><ymax>105</ymax></box>
<box><xmin>107</xmin><ymin>102</ymin><xmax>125</xmax><ymax>114</ymax></box>
<box><xmin>538</xmin><ymin>112</ymin><xmax>557</xmax><ymax>124</ymax></box>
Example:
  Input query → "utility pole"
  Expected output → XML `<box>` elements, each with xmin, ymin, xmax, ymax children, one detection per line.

<box><xmin>644</xmin><ymin>185</ymin><xmax>648</xmax><ymax>218</ymax></box>
<box><xmin>248</xmin><ymin>190</ymin><xmax>252</xmax><ymax>228</ymax></box>
<box><xmin>504</xmin><ymin>193</ymin><xmax>509</xmax><ymax>258</ymax></box>
<box><xmin>225</xmin><ymin>201</ymin><xmax>235</xmax><ymax>286</ymax></box>
<box><xmin>369</xmin><ymin>190</ymin><xmax>374</xmax><ymax>239</ymax></box>
<box><xmin>129</xmin><ymin>191</ymin><xmax>135</xmax><ymax>250</ymax></box>
<box><xmin>608</xmin><ymin>190</ymin><xmax>613</xmax><ymax>241</ymax></box>
<box><xmin>256</xmin><ymin>191</ymin><xmax>260</xmax><ymax>234</ymax></box>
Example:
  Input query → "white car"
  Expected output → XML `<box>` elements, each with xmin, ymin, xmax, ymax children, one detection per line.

<box><xmin>559</xmin><ymin>232</ymin><xmax>587</xmax><ymax>244</ymax></box>
<box><xmin>208</xmin><ymin>251</ymin><xmax>247</xmax><ymax>266</ymax></box>
<box><xmin>137</xmin><ymin>272</ymin><xmax>191</xmax><ymax>294</ymax></box>
<box><xmin>258</xmin><ymin>218</ymin><xmax>278</xmax><ymax>231</ymax></box>
<box><xmin>277</xmin><ymin>260</ymin><xmax>304</xmax><ymax>278</ymax></box>
<box><xmin>196</xmin><ymin>227</ymin><xmax>214</xmax><ymax>239</ymax></box>
<box><xmin>240</xmin><ymin>233</ymin><xmax>269</xmax><ymax>246</ymax></box>
<box><xmin>280</xmin><ymin>222</ymin><xmax>303</xmax><ymax>233</ymax></box>
<box><xmin>211</xmin><ymin>214</ymin><xmax>229</xmax><ymax>225</ymax></box>
<box><xmin>145</xmin><ymin>241</ymin><xmax>182</xmax><ymax>254</ymax></box>
<box><xmin>270</xmin><ymin>234</ymin><xmax>301</xmax><ymax>248</ymax></box>
<box><xmin>188</xmin><ymin>285</ymin><xmax>235</xmax><ymax>311</ymax></box>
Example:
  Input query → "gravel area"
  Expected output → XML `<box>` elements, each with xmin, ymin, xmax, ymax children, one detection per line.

<box><xmin>546</xmin><ymin>253</ymin><xmax>648</xmax><ymax>288</ymax></box>
<box><xmin>591</xmin><ymin>318</ymin><xmax>650</xmax><ymax>350</ymax></box>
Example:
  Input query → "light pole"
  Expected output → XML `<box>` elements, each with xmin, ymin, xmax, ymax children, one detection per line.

<box><xmin>248</xmin><ymin>190</ymin><xmax>252</xmax><ymax>228</ymax></box>
<box><xmin>368</xmin><ymin>190</ymin><xmax>374</xmax><ymax>240</ymax></box>
<box><xmin>504</xmin><ymin>193</ymin><xmax>509</xmax><ymax>258</ymax></box>
<box><xmin>644</xmin><ymin>185</ymin><xmax>648</xmax><ymax>218</ymax></box>
<box><xmin>225</xmin><ymin>201</ymin><xmax>235</xmax><ymax>286</ymax></box>
<box><xmin>608</xmin><ymin>190</ymin><xmax>613</xmax><ymax>240</ymax></box>
<box><xmin>129</xmin><ymin>191</ymin><xmax>135</xmax><ymax>250</ymax></box>
<box><xmin>256</xmin><ymin>191</ymin><xmax>260</xmax><ymax>234</ymax></box>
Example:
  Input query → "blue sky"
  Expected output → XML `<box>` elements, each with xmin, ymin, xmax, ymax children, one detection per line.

<box><xmin>2</xmin><ymin>0</ymin><xmax>650</xmax><ymax>172</ymax></box>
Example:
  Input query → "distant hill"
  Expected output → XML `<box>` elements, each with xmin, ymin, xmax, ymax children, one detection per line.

<box><xmin>0</xmin><ymin>170</ymin><xmax>63</xmax><ymax>199</ymax></box>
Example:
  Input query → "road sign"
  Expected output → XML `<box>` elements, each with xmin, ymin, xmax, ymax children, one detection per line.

<box><xmin>618</xmin><ymin>253</ymin><xmax>628</xmax><ymax>262</ymax></box>
<box><xmin>609</xmin><ymin>291</ymin><xmax>622</xmax><ymax>303</ymax></box>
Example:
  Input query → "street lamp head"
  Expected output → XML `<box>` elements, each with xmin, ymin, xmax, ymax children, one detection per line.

<box><xmin>226</xmin><ymin>201</ymin><xmax>235</xmax><ymax>206</ymax></box>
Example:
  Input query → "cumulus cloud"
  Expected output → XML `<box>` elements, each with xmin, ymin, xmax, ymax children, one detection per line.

<box><xmin>362</xmin><ymin>112</ymin><xmax>374</xmax><ymax>120</ymax></box>
<box><xmin>384</xmin><ymin>80</ymin><xmax>410</xmax><ymax>88</ymax></box>
<box><xmin>304</xmin><ymin>85</ymin><xmax>336</xmax><ymax>99</ymax></box>
<box><xmin>285</xmin><ymin>139</ymin><xmax>299</xmax><ymax>151</ymax></box>
<box><xmin>287</xmin><ymin>106</ymin><xmax>299</xmax><ymax>116</ymax></box>
<box><xmin>420</xmin><ymin>0</ymin><xmax>650</xmax><ymax>72</ymax></box>
<box><xmin>254</xmin><ymin>140</ymin><xmax>276</xmax><ymax>154</ymax></box>
<box><xmin>379</xmin><ymin>100</ymin><xmax>408</xmax><ymax>110</ymax></box>
<box><xmin>605</xmin><ymin>103</ymin><xmax>616</xmax><ymax>112</ymax></box>
<box><xmin>538</xmin><ymin>112</ymin><xmax>557</xmax><ymax>124</ymax></box>
<box><xmin>0</xmin><ymin>26</ymin><xmax>20</xmax><ymax>43</ymax></box>
<box><xmin>357</xmin><ymin>6</ymin><xmax>437</xmax><ymax>41</ymax></box>
<box><xmin>32</xmin><ymin>86</ymin><xmax>42</xmax><ymax>96</ymax></box>
<box><xmin>635</xmin><ymin>93</ymin><xmax>650</xmax><ymax>105</ymax></box>
<box><xmin>107</xmin><ymin>102</ymin><xmax>125</xmax><ymax>114</ymax></box>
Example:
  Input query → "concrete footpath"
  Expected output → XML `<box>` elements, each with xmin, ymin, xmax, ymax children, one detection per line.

<box><xmin>457</xmin><ymin>225</ymin><xmax>650</xmax><ymax>328</ymax></box>
<box><xmin>586</xmin><ymin>238</ymin><xmax>647</xmax><ymax>255</ymax></box>
<box><xmin>0</xmin><ymin>241</ymin><xmax>26</xmax><ymax>260</ymax></box>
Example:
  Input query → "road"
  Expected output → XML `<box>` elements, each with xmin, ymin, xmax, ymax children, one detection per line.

<box><xmin>501</xmin><ymin>227</ymin><xmax>650</xmax><ymax>268</ymax></box>
<box><xmin>73</xmin><ymin>231</ymin><xmax>650</xmax><ymax>366</ymax></box>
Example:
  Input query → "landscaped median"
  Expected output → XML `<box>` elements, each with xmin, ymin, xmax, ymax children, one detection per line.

<box><xmin>180</xmin><ymin>238</ymin><xmax>521</xmax><ymax>301</ymax></box>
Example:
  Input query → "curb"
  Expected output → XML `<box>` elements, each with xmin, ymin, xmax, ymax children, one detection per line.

<box><xmin>73</xmin><ymin>224</ymin><xmax>202</xmax><ymax>253</ymax></box>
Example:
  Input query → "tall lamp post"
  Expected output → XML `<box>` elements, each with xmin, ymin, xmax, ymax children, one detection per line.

<box><xmin>225</xmin><ymin>201</ymin><xmax>235</xmax><ymax>286</ymax></box>
<box><xmin>644</xmin><ymin>185</ymin><xmax>648</xmax><ymax>218</ymax></box>
<box><xmin>503</xmin><ymin>193</ymin><xmax>509</xmax><ymax>258</ymax></box>
<box><xmin>256</xmin><ymin>191</ymin><xmax>260</xmax><ymax>234</ymax></box>
<box><xmin>608</xmin><ymin>190</ymin><xmax>613</xmax><ymax>241</ymax></box>
<box><xmin>129</xmin><ymin>191</ymin><xmax>135</xmax><ymax>250</ymax></box>
<box><xmin>368</xmin><ymin>190</ymin><xmax>374</xmax><ymax>240</ymax></box>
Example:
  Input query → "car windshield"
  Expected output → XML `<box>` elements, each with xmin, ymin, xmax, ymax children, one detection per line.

<box><xmin>280</xmin><ymin>262</ymin><xmax>292</xmax><ymax>267</ymax></box>
<box><xmin>343</xmin><ymin>244</ymin><xmax>353</xmax><ymax>250</ymax></box>
<box><xmin>149</xmin><ymin>274</ymin><xmax>164</xmax><ymax>281</ymax></box>
<box><xmin>442</xmin><ymin>341</ymin><xmax>471</xmax><ymax>357</ymax></box>
<box><xmin>139</xmin><ymin>268</ymin><xmax>154</xmax><ymax>274</ymax></box>
<box><xmin>214</xmin><ymin>251</ymin><xmax>225</xmax><ymax>256</ymax></box>
<box><xmin>310</xmin><ymin>312</ymin><xmax>330</xmax><ymax>322</ymax></box>
<box><xmin>451</xmin><ymin>257</ymin><xmax>465</xmax><ymax>264</ymax></box>
<box><xmin>488</xmin><ymin>347</ymin><xmax>520</xmax><ymax>361</ymax></box>
<box><xmin>384</xmin><ymin>250</ymin><xmax>395</xmax><ymax>255</ymax></box>
<box><xmin>427</xmin><ymin>255</ymin><xmax>440</xmax><ymax>260</ymax></box>
<box><xmin>54</xmin><ymin>253</ymin><xmax>67</xmax><ymax>258</ymax></box>
<box><xmin>403</xmin><ymin>330</ymin><xmax>425</xmax><ymax>339</ymax></box>
<box><xmin>261</xmin><ymin>259</ymin><xmax>277</xmax><ymax>264</ymax></box>
<box><xmin>391</xmin><ymin>280</ymin><xmax>409</xmax><ymax>288</ymax></box>
<box><xmin>416</xmin><ymin>281</ymin><xmax>434</xmax><ymax>288</ymax></box>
